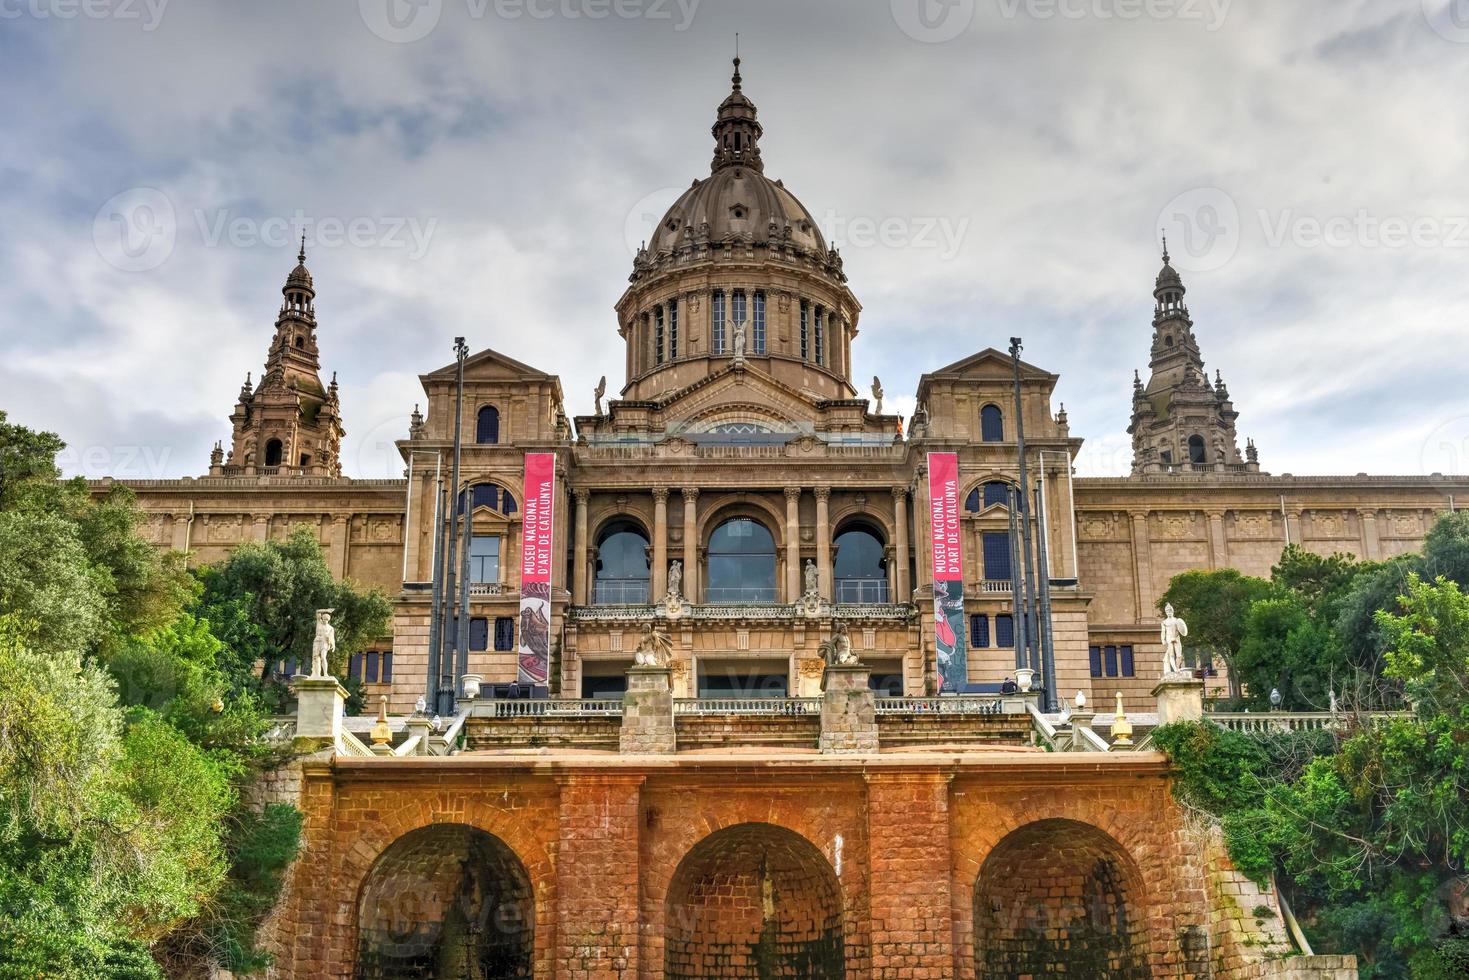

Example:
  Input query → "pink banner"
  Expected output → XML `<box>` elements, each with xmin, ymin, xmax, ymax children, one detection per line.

<box><xmin>517</xmin><ymin>452</ymin><xmax>556</xmax><ymax>685</ymax></box>
<box><xmin>927</xmin><ymin>452</ymin><xmax>968</xmax><ymax>692</ymax></box>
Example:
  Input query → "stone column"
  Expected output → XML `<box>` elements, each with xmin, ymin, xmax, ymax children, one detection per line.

<box><xmin>1206</xmin><ymin>510</ymin><xmax>1227</xmax><ymax>569</ymax></box>
<box><xmin>170</xmin><ymin>514</ymin><xmax>190</xmax><ymax>552</ymax></box>
<box><xmin>620</xmin><ymin>665</ymin><xmax>675</xmax><ymax>753</ymax></box>
<box><xmin>785</xmin><ymin>487</ymin><xmax>802</xmax><ymax>603</ymax></box>
<box><xmin>1285</xmin><ymin>508</ymin><xmax>1303</xmax><ymax>549</ymax></box>
<box><xmin>892</xmin><ymin>486</ymin><xmax>910</xmax><ymax>601</ymax></box>
<box><xmin>651</xmin><ymin>488</ymin><xmax>669</xmax><ymax>598</ymax></box>
<box><xmin>1359</xmin><ymin>508</ymin><xmax>1381</xmax><ymax>560</ymax></box>
<box><xmin>819</xmin><ymin>663</ymin><xmax>877</xmax><ymax>753</ymax></box>
<box><xmin>815</xmin><ymin>486</ymin><xmax>832</xmax><ymax>600</ymax></box>
<box><xmin>866</xmin><ymin>773</ymin><xmax>954</xmax><ymax>977</ymax></box>
<box><xmin>572</xmin><ymin>489</ymin><xmax>590</xmax><ymax>605</ymax></box>
<box><xmin>251</xmin><ymin>514</ymin><xmax>270</xmax><ymax>543</ymax></box>
<box><xmin>1129</xmin><ymin>510</ymin><xmax>1154</xmax><ymax>621</ymax></box>
<box><xmin>555</xmin><ymin>773</ymin><xmax>643</xmax><ymax>977</ymax></box>
<box><xmin>681</xmin><ymin>488</ymin><xmax>699</xmax><ymax>601</ymax></box>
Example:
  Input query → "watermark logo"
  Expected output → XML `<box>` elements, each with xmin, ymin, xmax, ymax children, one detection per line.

<box><xmin>623</xmin><ymin>186</ymin><xmax>683</xmax><ymax>258</ymax></box>
<box><xmin>891</xmin><ymin>0</ymin><xmax>975</xmax><ymax>42</ymax></box>
<box><xmin>358</xmin><ymin>0</ymin><xmax>443</xmax><ymax>43</ymax></box>
<box><xmin>820</xmin><ymin>209</ymin><xmax>971</xmax><ymax>261</ymax></box>
<box><xmin>0</xmin><ymin>0</ymin><xmax>169</xmax><ymax>30</ymax></box>
<box><xmin>994</xmin><ymin>0</ymin><xmax>1231</xmax><ymax>30</ymax></box>
<box><xmin>1259</xmin><ymin>210</ymin><xmax>1469</xmax><ymax>251</ymax></box>
<box><xmin>1157</xmin><ymin>187</ymin><xmax>1240</xmax><ymax>273</ymax></box>
<box><xmin>93</xmin><ymin>187</ymin><xmax>176</xmax><ymax>273</ymax></box>
<box><xmin>1421</xmin><ymin>416</ymin><xmax>1469</xmax><ymax>476</ymax></box>
<box><xmin>1423</xmin><ymin>0</ymin><xmax>1469</xmax><ymax>43</ymax></box>
<box><xmin>195</xmin><ymin>210</ymin><xmax>438</xmax><ymax>260</ymax></box>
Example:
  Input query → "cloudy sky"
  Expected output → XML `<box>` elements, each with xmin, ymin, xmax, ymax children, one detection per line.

<box><xmin>3</xmin><ymin>0</ymin><xmax>1467</xmax><ymax>481</ymax></box>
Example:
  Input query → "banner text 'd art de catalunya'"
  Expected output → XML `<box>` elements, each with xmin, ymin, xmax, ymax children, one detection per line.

<box><xmin>517</xmin><ymin>452</ymin><xmax>556</xmax><ymax>685</ymax></box>
<box><xmin>928</xmin><ymin>452</ymin><xmax>967</xmax><ymax>692</ymax></box>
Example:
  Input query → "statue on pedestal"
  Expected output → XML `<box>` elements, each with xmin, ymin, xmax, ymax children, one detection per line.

<box><xmin>804</xmin><ymin>559</ymin><xmax>820</xmax><ymax>598</ymax></box>
<box><xmin>732</xmin><ymin>321</ymin><xmax>747</xmax><ymax>366</ymax></box>
<box><xmin>1160</xmin><ymin>603</ymin><xmax>1189</xmax><ymax>677</ymax></box>
<box><xmin>823</xmin><ymin>621</ymin><xmax>858</xmax><ymax>667</ymax></box>
<box><xmin>633</xmin><ymin>623</ymin><xmax>673</xmax><ymax>668</ymax></box>
<box><xmin>310</xmin><ymin>608</ymin><xmax>336</xmax><ymax>678</ymax></box>
<box><xmin>666</xmin><ymin>559</ymin><xmax>683</xmax><ymax>599</ymax></box>
<box><xmin>871</xmin><ymin>376</ymin><xmax>884</xmax><ymax>414</ymax></box>
<box><xmin>593</xmin><ymin>375</ymin><xmax>606</xmax><ymax>415</ymax></box>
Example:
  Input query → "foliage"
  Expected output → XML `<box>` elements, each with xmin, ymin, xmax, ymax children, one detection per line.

<box><xmin>1159</xmin><ymin>568</ymin><xmax>1275</xmax><ymax>700</ymax></box>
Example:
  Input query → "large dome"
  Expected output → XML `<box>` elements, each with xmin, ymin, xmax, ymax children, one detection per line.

<box><xmin>646</xmin><ymin>168</ymin><xmax>828</xmax><ymax>259</ymax></box>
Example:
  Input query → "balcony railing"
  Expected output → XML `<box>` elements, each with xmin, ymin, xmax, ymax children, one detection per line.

<box><xmin>875</xmin><ymin>696</ymin><xmax>1004</xmax><ymax>715</ymax></box>
<box><xmin>1208</xmin><ymin>710</ymin><xmax>1409</xmax><ymax>733</ymax></box>
<box><xmin>468</xmin><ymin>582</ymin><xmax>504</xmax><ymax>597</ymax></box>
<box><xmin>594</xmin><ymin>580</ymin><xmax>652</xmax><ymax>605</ymax></box>
<box><xmin>703</xmin><ymin>586</ymin><xmax>780</xmax><ymax>603</ymax></box>
<box><xmin>477</xmin><ymin>699</ymin><xmax>624</xmax><ymax>718</ymax></box>
<box><xmin>980</xmin><ymin>580</ymin><xmax>1014</xmax><ymax>594</ymax></box>
<box><xmin>835</xmin><ymin>578</ymin><xmax>889</xmax><ymax>603</ymax></box>
<box><xmin>675</xmin><ymin>698</ymin><xmax>821</xmax><ymax>716</ymax></box>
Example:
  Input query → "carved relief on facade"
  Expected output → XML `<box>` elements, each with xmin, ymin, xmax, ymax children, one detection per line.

<box><xmin>1078</xmin><ymin>513</ymin><xmax>1118</xmax><ymax>541</ymax></box>
<box><xmin>209</xmin><ymin>515</ymin><xmax>244</xmax><ymax>543</ymax></box>
<box><xmin>1232</xmin><ymin>512</ymin><xmax>1272</xmax><ymax>539</ymax></box>
<box><xmin>1156</xmin><ymin>512</ymin><xmax>1197</xmax><ymax>540</ymax></box>
<box><xmin>1389</xmin><ymin>512</ymin><xmax>1422</xmax><ymax>537</ymax></box>
<box><xmin>1310</xmin><ymin>510</ymin><xmax>1348</xmax><ymax>539</ymax></box>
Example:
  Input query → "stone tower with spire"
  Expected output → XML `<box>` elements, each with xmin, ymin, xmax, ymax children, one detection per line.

<box><xmin>212</xmin><ymin>238</ymin><xmax>345</xmax><ymax>477</ymax></box>
<box><xmin>1128</xmin><ymin>240</ymin><xmax>1258</xmax><ymax>475</ymax></box>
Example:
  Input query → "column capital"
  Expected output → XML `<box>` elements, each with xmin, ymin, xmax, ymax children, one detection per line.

<box><xmin>652</xmin><ymin>487</ymin><xmax>670</xmax><ymax>504</ymax></box>
<box><xmin>785</xmin><ymin>487</ymin><xmax>802</xmax><ymax>502</ymax></box>
<box><xmin>1357</xmin><ymin>508</ymin><xmax>1379</xmax><ymax>519</ymax></box>
<box><xmin>681</xmin><ymin>487</ymin><xmax>700</xmax><ymax>503</ymax></box>
<box><xmin>573</xmin><ymin>488</ymin><xmax>591</xmax><ymax>504</ymax></box>
<box><xmin>814</xmin><ymin>486</ymin><xmax>832</xmax><ymax>503</ymax></box>
<box><xmin>891</xmin><ymin>486</ymin><xmax>909</xmax><ymax>501</ymax></box>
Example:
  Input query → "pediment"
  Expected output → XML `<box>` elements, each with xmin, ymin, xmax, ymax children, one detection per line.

<box><xmin>423</xmin><ymin>347</ymin><xmax>553</xmax><ymax>384</ymax></box>
<box><xmin>921</xmin><ymin>348</ymin><xmax>1056</xmax><ymax>384</ymax></box>
<box><xmin>650</xmin><ymin>365</ymin><xmax>827</xmax><ymax>432</ymax></box>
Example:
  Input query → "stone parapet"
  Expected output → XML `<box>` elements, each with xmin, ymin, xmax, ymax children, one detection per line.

<box><xmin>820</xmin><ymin>663</ymin><xmax>878</xmax><ymax>753</ymax></box>
<box><xmin>620</xmin><ymin>666</ymin><xmax>675</xmax><ymax>754</ymax></box>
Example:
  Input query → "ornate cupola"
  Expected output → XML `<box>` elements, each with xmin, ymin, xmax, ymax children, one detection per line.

<box><xmin>710</xmin><ymin>57</ymin><xmax>763</xmax><ymax>174</ymax></box>
<box><xmin>1128</xmin><ymin>240</ymin><xmax>1259</xmax><ymax>475</ymax></box>
<box><xmin>215</xmin><ymin>239</ymin><xmax>345</xmax><ymax>478</ymax></box>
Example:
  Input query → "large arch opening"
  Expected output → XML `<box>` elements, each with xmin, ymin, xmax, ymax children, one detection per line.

<box><xmin>595</xmin><ymin>518</ymin><xmax>651</xmax><ymax>604</ymax></box>
<box><xmin>665</xmin><ymin>823</ymin><xmax>844</xmax><ymax>979</ymax></box>
<box><xmin>973</xmin><ymin>819</ymin><xmax>1150</xmax><ymax>978</ymax></box>
<box><xmin>706</xmin><ymin>517</ymin><xmax>778</xmax><ymax>603</ymax></box>
<box><xmin>355</xmin><ymin>824</ymin><xmax>533</xmax><ymax>980</ymax></box>
<box><xmin>833</xmin><ymin>521</ymin><xmax>887</xmax><ymax>603</ymax></box>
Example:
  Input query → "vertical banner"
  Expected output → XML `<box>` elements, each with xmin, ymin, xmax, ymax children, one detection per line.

<box><xmin>928</xmin><ymin>452</ymin><xmax>968</xmax><ymax>692</ymax></box>
<box><xmin>517</xmin><ymin>452</ymin><xmax>557</xmax><ymax>685</ymax></box>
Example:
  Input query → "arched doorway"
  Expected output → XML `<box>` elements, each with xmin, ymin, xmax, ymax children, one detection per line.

<box><xmin>356</xmin><ymin>824</ymin><xmax>533</xmax><ymax>980</ymax></box>
<box><xmin>973</xmin><ymin>819</ymin><xmax>1150</xmax><ymax>978</ymax></box>
<box><xmin>665</xmin><ymin>823</ymin><xmax>844</xmax><ymax>979</ymax></box>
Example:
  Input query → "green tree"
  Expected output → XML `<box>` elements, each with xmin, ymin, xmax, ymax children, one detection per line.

<box><xmin>1159</xmin><ymin>568</ymin><xmax>1274</xmax><ymax>701</ymax></box>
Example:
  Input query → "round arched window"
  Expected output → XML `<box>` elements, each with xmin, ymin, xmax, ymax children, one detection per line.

<box><xmin>834</xmin><ymin>525</ymin><xmax>887</xmax><ymax>603</ymax></box>
<box><xmin>706</xmin><ymin>518</ymin><xmax>777</xmax><ymax>603</ymax></box>
<box><xmin>595</xmin><ymin>521</ymin><xmax>651</xmax><ymax>605</ymax></box>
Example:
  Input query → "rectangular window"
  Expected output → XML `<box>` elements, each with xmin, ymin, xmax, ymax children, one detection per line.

<box><xmin>732</xmin><ymin>289</ymin><xmax>746</xmax><ymax>340</ymax></box>
<box><xmin>654</xmin><ymin>307</ymin><xmax>665</xmax><ymax>365</ymax></box>
<box><xmin>1089</xmin><ymin>645</ymin><xmax>1103</xmax><ymax>678</ymax></box>
<box><xmin>364</xmin><ymin>651</ymin><xmax>380</xmax><ymax>684</ymax></box>
<box><xmin>799</xmin><ymin>300</ymin><xmax>809</xmax><ymax>359</ymax></box>
<box><xmin>668</xmin><ymin>298</ymin><xmax>678</xmax><ymax>359</ymax></box>
<box><xmin>381</xmin><ymin>652</ymin><xmax>394</xmax><ymax>683</ymax></box>
<box><xmin>982</xmin><ymin>532</ymin><xmax>1012</xmax><ymax>581</ymax></box>
<box><xmin>469</xmin><ymin>616</ymin><xmax>489</xmax><ymax>652</ymax></box>
<box><xmin>995</xmin><ymin>614</ymin><xmax>1015</xmax><ymax>648</ymax></box>
<box><xmin>494</xmin><ymin>616</ymin><xmax>515</xmax><ymax>651</ymax></box>
<box><xmin>753</xmin><ymin>291</ymin><xmax>765</xmax><ymax>353</ymax></box>
<box><xmin>712</xmin><ymin>290</ymin><xmax>725</xmax><ymax>353</ymax></box>
<box><xmin>814</xmin><ymin>307</ymin><xmax>825</xmax><ymax>365</ymax></box>
<box><xmin>1120</xmin><ymin>645</ymin><xmax>1135</xmax><ymax>678</ymax></box>
<box><xmin>970</xmin><ymin>614</ymin><xmax>990</xmax><ymax>648</ymax></box>
<box><xmin>348</xmin><ymin>653</ymin><xmax>364</xmax><ymax>681</ymax></box>
<box><xmin>469</xmin><ymin>535</ymin><xmax>500</xmax><ymax>584</ymax></box>
<box><xmin>1104</xmin><ymin>645</ymin><xmax>1119</xmax><ymax>677</ymax></box>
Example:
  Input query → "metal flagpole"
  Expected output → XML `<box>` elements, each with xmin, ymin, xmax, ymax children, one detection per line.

<box><xmin>1033</xmin><ymin>483</ymin><xmax>1058</xmax><ymax>710</ymax></box>
<box><xmin>439</xmin><ymin>337</ymin><xmax>469</xmax><ymax>715</ymax></box>
<box><xmin>1009</xmin><ymin>338</ymin><xmax>1042</xmax><ymax>689</ymax></box>
<box><xmin>425</xmin><ymin>454</ymin><xmax>446</xmax><ymax>709</ymax></box>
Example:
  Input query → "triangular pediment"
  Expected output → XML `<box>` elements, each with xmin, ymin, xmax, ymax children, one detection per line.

<box><xmin>423</xmin><ymin>346</ymin><xmax>553</xmax><ymax>384</ymax></box>
<box><xmin>921</xmin><ymin>348</ymin><xmax>1056</xmax><ymax>384</ymax></box>
<box><xmin>635</xmin><ymin>364</ymin><xmax>829</xmax><ymax>432</ymax></box>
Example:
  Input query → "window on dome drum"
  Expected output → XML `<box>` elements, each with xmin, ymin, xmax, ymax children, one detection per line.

<box><xmin>833</xmin><ymin>525</ymin><xmax>888</xmax><ymax>603</ymax></box>
<box><xmin>995</xmin><ymin>614</ymin><xmax>1015</xmax><ymax>649</ymax></box>
<box><xmin>981</xmin><ymin>405</ymin><xmax>1004</xmax><ymax>442</ymax></box>
<box><xmin>711</xmin><ymin>291</ymin><xmax>726</xmax><ymax>353</ymax></box>
<box><xmin>469</xmin><ymin>535</ymin><xmax>500</xmax><ymax>584</ymax></box>
<box><xmin>654</xmin><ymin>306</ymin><xmax>665</xmax><ymax>365</ymax></box>
<box><xmin>668</xmin><ymin>298</ymin><xmax>679</xmax><ymax>359</ymax></box>
<box><xmin>706</xmin><ymin>518</ymin><xmax>777</xmax><ymax>603</ymax></box>
<box><xmin>753</xmin><ymin>291</ymin><xmax>766</xmax><ymax>353</ymax></box>
<box><xmin>476</xmin><ymin>405</ymin><xmax>500</xmax><ymax>444</ymax></box>
<box><xmin>970</xmin><ymin>614</ymin><xmax>990</xmax><ymax>649</ymax></box>
<box><xmin>732</xmin><ymin>289</ymin><xmax>746</xmax><ymax>339</ymax></box>
<box><xmin>264</xmin><ymin>439</ymin><xmax>283</xmax><ymax>467</ymax></box>
<box><xmin>1188</xmin><ymin>434</ymin><xmax>1207</xmax><ymax>465</ymax></box>
<box><xmin>799</xmin><ymin>299</ymin><xmax>809</xmax><ymax>359</ymax></box>
<box><xmin>594</xmin><ymin>521</ymin><xmax>651</xmax><ymax>604</ymax></box>
<box><xmin>814</xmin><ymin>307</ymin><xmax>825</xmax><ymax>365</ymax></box>
<box><xmin>982</xmin><ymin>531</ymin><xmax>1013</xmax><ymax>582</ymax></box>
<box><xmin>494</xmin><ymin>617</ymin><xmax>515</xmax><ymax>652</ymax></box>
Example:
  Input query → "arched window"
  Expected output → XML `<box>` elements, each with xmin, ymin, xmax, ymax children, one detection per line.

<box><xmin>706</xmin><ymin>518</ymin><xmax>777</xmax><ymax>603</ymax></box>
<box><xmin>476</xmin><ymin>405</ymin><xmax>500</xmax><ymax>444</ymax></box>
<box><xmin>264</xmin><ymin>439</ymin><xmax>283</xmax><ymax>467</ymax></box>
<box><xmin>595</xmin><ymin>521</ymin><xmax>651</xmax><ymax>605</ymax></box>
<box><xmin>965</xmin><ymin>488</ymin><xmax>982</xmax><ymax>513</ymax></box>
<box><xmin>459</xmin><ymin>483</ymin><xmax>517</xmax><ymax>517</ymax></box>
<box><xmin>984</xmin><ymin>481</ymin><xmax>1010</xmax><ymax>508</ymax></box>
<box><xmin>1188</xmin><ymin>435</ymin><xmax>1207</xmax><ymax>465</ymax></box>
<box><xmin>981</xmin><ymin>405</ymin><xmax>1004</xmax><ymax>443</ymax></box>
<box><xmin>834</xmin><ymin>525</ymin><xmax>887</xmax><ymax>603</ymax></box>
<box><xmin>293</xmin><ymin>336</ymin><xmax>304</xmax><ymax>349</ymax></box>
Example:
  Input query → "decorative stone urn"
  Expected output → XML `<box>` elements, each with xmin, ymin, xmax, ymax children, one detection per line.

<box><xmin>1015</xmin><ymin>667</ymin><xmax>1035</xmax><ymax>693</ymax></box>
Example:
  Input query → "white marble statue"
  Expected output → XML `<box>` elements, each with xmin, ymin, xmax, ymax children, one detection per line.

<box><xmin>666</xmin><ymin>559</ymin><xmax>683</xmax><ymax>599</ymax></box>
<box><xmin>310</xmin><ymin>608</ymin><xmax>336</xmax><ymax>678</ymax></box>
<box><xmin>731</xmin><ymin>321</ymin><xmax>748</xmax><ymax>365</ymax></box>
<box><xmin>804</xmin><ymin>559</ymin><xmax>820</xmax><ymax>597</ymax></box>
<box><xmin>826</xmin><ymin>621</ymin><xmax>858</xmax><ymax>666</ymax></box>
<box><xmin>1160</xmin><ymin>603</ymin><xmax>1189</xmax><ymax>677</ymax></box>
<box><xmin>633</xmin><ymin>623</ymin><xmax>673</xmax><ymax>668</ymax></box>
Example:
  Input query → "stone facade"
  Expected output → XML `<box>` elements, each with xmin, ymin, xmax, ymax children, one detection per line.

<box><xmin>98</xmin><ymin>60</ymin><xmax>1469</xmax><ymax>721</ymax></box>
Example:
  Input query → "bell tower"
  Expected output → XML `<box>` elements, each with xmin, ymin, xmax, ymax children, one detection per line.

<box><xmin>213</xmin><ymin>238</ymin><xmax>345</xmax><ymax>477</ymax></box>
<box><xmin>1128</xmin><ymin>240</ymin><xmax>1258</xmax><ymax>474</ymax></box>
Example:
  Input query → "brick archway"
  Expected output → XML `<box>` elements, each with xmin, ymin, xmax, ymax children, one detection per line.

<box><xmin>972</xmin><ymin>818</ymin><xmax>1151</xmax><ymax>978</ymax></box>
<box><xmin>355</xmin><ymin>824</ymin><xmax>534</xmax><ymax>980</ymax></box>
<box><xmin>664</xmin><ymin>821</ymin><xmax>845</xmax><ymax>979</ymax></box>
